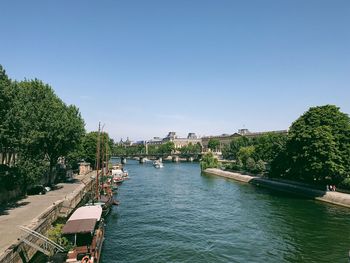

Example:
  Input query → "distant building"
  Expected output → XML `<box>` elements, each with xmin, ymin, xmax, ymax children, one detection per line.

<box><xmin>162</xmin><ymin>132</ymin><xmax>201</xmax><ymax>149</ymax></box>
<box><xmin>187</xmin><ymin>133</ymin><xmax>198</xmax><ymax>139</ymax></box>
<box><xmin>147</xmin><ymin>137</ymin><xmax>163</xmax><ymax>145</ymax></box>
<box><xmin>134</xmin><ymin>140</ymin><xmax>146</xmax><ymax>145</ymax></box>
<box><xmin>163</xmin><ymin>132</ymin><xmax>177</xmax><ymax>141</ymax></box>
<box><xmin>119</xmin><ymin>137</ymin><xmax>133</xmax><ymax>147</ymax></box>
<box><xmin>201</xmin><ymin>129</ymin><xmax>288</xmax><ymax>152</ymax></box>
<box><xmin>146</xmin><ymin>132</ymin><xmax>201</xmax><ymax>149</ymax></box>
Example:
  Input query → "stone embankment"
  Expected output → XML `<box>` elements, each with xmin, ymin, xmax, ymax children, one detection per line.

<box><xmin>204</xmin><ymin>168</ymin><xmax>350</xmax><ymax>209</ymax></box>
<box><xmin>0</xmin><ymin>172</ymin><xmax>96</xmax><ymax>263</ymax></box>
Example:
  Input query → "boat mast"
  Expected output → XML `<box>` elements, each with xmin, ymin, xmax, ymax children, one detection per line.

<box><xmin>101</xmin><ymin>127</ymin><xmax>105</xmax><ymax>177</ymax></box>
<box><xmin>105</xmin><ymin>142</ymin><xmax>108</xmax><ymax>176</ymax></box>
<box><xmin>95</xmin><ymin>122</ymin><xmax>101</xmax><ymax>199</ymax></box>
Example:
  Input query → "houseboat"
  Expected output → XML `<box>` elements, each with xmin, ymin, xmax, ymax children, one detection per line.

<box><xmin>62</xmin><ymin>205</ymin><xmax>104</xmax><ymax>263</ymax></box>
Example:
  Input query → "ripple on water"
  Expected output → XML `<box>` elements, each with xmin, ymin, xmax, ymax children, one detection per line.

<box><xmin>102</xmin><ymin>161</ymin><xmax>350</xmax><ymax>263</ymax></box>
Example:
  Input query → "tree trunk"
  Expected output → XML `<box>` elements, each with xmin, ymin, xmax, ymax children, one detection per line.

<box><xmin>48</xmin><ymin>161</ymin><xmax>54</xmax><ymax>186</ymax></box>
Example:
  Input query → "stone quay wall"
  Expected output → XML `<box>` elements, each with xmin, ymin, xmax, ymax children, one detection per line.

<box><xmin>204</xmin><ymin>168</ymin><xmax>350</xmax><ymax>209</ymax></box>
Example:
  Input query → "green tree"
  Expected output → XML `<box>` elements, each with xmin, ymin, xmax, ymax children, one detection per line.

<box><xmin>226</xmin><ymin>158</ymin><xmax>243</xmax><ymax>171</ymax></box>
<box><xmin>0</xmin><ymin>66</ymin><xmax>21</xmax><ymax>166</ymax></box>
<box><xmin>245</xmin><ymin>157</ymin><xmax>256</xmax><ymax>172</ymax></box>
<box><xmin>143</xmin><ymin>142</ymin><xmax>174</xmax><ymax>156</ymax></box>
<box><xmin>237</xmin><ymin>145</ymin><xmax>255</xmax><ymax>165</ymax></box>
<box><xmin>0</xmin><ymin>66</ymin><xmax>87</xmax><ymax>189</ymax></box>
<box><xmin>269</xmin><ymin>148</ymin><xmax>288</xmax><ymax>178</ymax></box>
<box><xmin>17</xmin><ymin>157</ymin><xmax>48</xmax><ymax>187</ymax></box>
<box><xmin>208</xmin><ymin>138</ymin><xmax>220</xmax><ymax>151</ymax></box>
<box><xmin>82</xmin><ymin>132</ymin><xmax>99</xmax><ymax>167</ymax></box>
<box><xmin>132</xmin><ymin>144</ymin><xmax>145</xmax><ymax>155</ymax></box>
<box><xmin>0</xmin><ymin>66</ymin><xmax>10</xmax><ymax>149</ymax></box>
<box><xmin>147</xmin><ymin>144</ymin><xmax>159</xmax><ymax>155</ymax></box>
<box><xmin>222</xmin><ymin>136</ymin><xmax>251</xmax><ymax>160</ymax></box>
<box><xmin>14</xmin><ymin>80</ymin><xmax>85</xmax><ymax>185</ymax></box>
<box><xmin>179</xmin><ymin>142</ymin><xmax>202</xmax><ymax>155</ymax></box>
<box><xmin>235</xmin><ymin>158</ymin><xmax>243</xmax><ymax>170</ymax></box>
<box><xmin>252</xmin><ymin>133</ymin><xmax>287</xmax><ymax>162</ymax></box>
<box><xmin>200</xmin><ymin>152</ymin><xmax>219</xmax><ymax>170</ymax></box>
<box><xmin>111</xmin><ymin>144</ymin><xmax>127</xmax><ymax>156</ymax></box>
<box><xmin>159</xmin><ymin>142</ymin><xmax>175</xmax><ymax>155</ymax></box>
<box><xmin>82</xmin><ymin>131</ymin><xmax>113</xmax><ymax>169</ymax></box>
<box><xmin>271</xmin><ymin>105</ymin><xmax>350</xmax><ymax>184</ymax></box>
<box><xmin>255</xmin><ymin>159</ymin><xmax>266</xmax><ymax>174</ymax></box>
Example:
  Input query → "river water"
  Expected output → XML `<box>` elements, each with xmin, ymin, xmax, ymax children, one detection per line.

<box><xmin>102</xmin><ymin>160</ymin><xmax>350</xmax><ymax>263</ymax></box>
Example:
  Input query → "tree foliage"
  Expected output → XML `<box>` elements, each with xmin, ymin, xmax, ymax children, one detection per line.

<box><xmin>237</xmin><ymin>146</ymin><xmax>255</xmax><ymax>165</ymax></box>
<box><xmin>0</xmin><ymin>65</ymin><xmax>86</xmax><ymax>189</ymax></box>
<box><xmin>255</xmin><ymin>159</ymin><xmax>266</xmax><ymax>174</ymax></box>
<box><xmin>0</xmin><ymin>66</ymin><xmax>20</xmax><ymax>164</ymax></box>
<box><xmin>245</xmin><ymin>157</ymin><xmax>256</xmax><ymax>173</ymax></box>
<box><xmin>208</xmin><ymin>138</ymin><xmax>220</xmax><ymax>151</ymax></box>
<box><xmin>13</xmin><ymin>80</ymin><xmax>85</xmax><ymax>185</ymax></box>
<box><xmin>80</xmin><ymin>131</ymin><xmax>114</xmax><ymax>169</ymax></box>
<box><xmin>47</xmin><ymin>223</ymin><xmax>72</xmax><ymax>250</ymax></box>
<box><xmin>222</xmin><ymin>136</ymin><xmax>251</xmax><ymax>160</ymax></box>
<box><xmin>270</xmin><ymin>105</ymin><xmax>350</xmax><ymax>184</ymax></box>
<box><xmin>200</xmin><ymin>152</ymin><xmax>219</xmax><ymax>171</ymax></box>
<box><xmin>111</xmin><ymin>144</ymin><xmax>127</xmax><ymax>156</ymax></box>
<box><xmin>252</xmin><ymin>133</ymin><xmax>287</xmax><ymax>162</ymax></box>
<box><xmin>0</xmin><ymin>66</ymin><xmax>9</xmax><ymax>147</ymax></box>
<box><xmin>158</xmin><ymin>142</ymin><xmax>175</xmax><ymax>155</ymax></box>
<box><xmin>179</xmin><ymin>142</ymin><xmax>202</xmax><ymax>155</ymax></box>
<box><xmin>112</xmin><ymin>141</ymin><xmax>201</xmax><ymax>157</ymax></box>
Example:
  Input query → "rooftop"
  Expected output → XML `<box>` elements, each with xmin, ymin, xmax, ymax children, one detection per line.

<box><xmin>62</xmin><ymin>218</ymin><xmax>97</xmax><ymax>234</ymax></box>
<box><xmin>68</xmin><ymin>205</ymin><xmax>102</xmax><ymax>222</ymax></box>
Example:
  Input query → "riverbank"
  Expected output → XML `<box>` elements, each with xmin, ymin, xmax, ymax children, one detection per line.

<box><xmin>0</xmin><ymin>171</ymin><xmax>96</xmax><ymax>263</ymax></box>
<box><xmin>204</xmin><ymin>168</ymin><xmax>350</xmax><ymax>209</ymax></box>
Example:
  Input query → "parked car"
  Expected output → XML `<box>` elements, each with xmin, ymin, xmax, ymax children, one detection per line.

<box><xmin>27</xmin><ymin>185</ymin><xmax>46</xmax><ymax>195</ymax></box>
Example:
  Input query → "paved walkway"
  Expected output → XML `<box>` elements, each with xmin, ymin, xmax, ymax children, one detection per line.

<box><xmin>0</xmin><ymin>173</ymin><xmax>94</xmax><ymax>256</ymax></box>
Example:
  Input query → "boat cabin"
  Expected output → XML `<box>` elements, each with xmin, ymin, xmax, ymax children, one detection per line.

<box><xmin>62</xmin><ymin>206</ymin><xmax>104</xmax><ymax>263</ymax></box>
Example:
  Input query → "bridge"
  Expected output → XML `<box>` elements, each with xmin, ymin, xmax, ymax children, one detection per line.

<box><xmin>111</xmin><ymin>153</ymin><xmax>203</xmax><ymax>164</ymax></box>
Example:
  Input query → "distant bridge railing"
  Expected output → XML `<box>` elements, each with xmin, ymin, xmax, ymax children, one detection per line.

<box><xmin>111</xmin><ymin>153</ymin><xmax>203</xmax><ymax>160</ymax></box>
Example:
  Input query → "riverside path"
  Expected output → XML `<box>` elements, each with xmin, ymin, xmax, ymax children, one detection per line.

<box><xmin>0</xmin><ymin>172</ymin><xmax>94</xmax><ymax>257</ymax></box>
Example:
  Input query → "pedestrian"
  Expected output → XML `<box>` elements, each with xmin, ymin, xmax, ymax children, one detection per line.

<box><xmin>333</xmin><ymin>185</ymin><xmax>336</xmax><ymax>192</ymax></box>
<box><xmin>326</xmin><ymin>184</ymin><xmax>329</xmax><ymax>191</ymax></box>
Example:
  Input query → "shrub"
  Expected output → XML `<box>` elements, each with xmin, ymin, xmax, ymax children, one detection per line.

<box><xmin>233</xmin><ymin>159</ymin><xmax>243</xmax><ymax>171</ymax></box>
<box><xmin>237</xmin><ymin>146</ymin><xmax>255</xmax><ymax>165</ymax></box>
<box><xmin>339</xmin><ymin>177</ymin><xmax>350</xmax><ymax>190</ymax></box>
<box><xmin>48</xmin><ymin>223</ymin><xmax>72</xmax><ymax>250</ymax></box>
<box><xmin>245</xmin><ymin>157</ymin><xmax>256</xmax><ymax>172</ymax></box>
<box><xmin>200</xmin><ymin>152</ymin><xmax>219</xmax><ymax>171</ymax></box>
<box><xmin>255</xmin><ymin>159</ymin><xmax>266</xmax><ymax>174</ymax></box>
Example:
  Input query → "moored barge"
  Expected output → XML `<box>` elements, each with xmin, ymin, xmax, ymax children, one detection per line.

<box><xmin>62</xmin><ymin>205</ymin><xmax>104</xmax><ymax>263</ymax></box>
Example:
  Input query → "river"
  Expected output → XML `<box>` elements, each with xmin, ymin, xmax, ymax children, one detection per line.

<box><xmin>102</xmin><ymin>160</ymin><xmax>350</xmax><ymax>262</ymax></box>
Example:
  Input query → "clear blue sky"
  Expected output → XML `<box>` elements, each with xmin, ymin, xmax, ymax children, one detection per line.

<box><xmin>1</xmin><ymin>0</ymin><xmax>349</xmax><ymax>141</ymax></box>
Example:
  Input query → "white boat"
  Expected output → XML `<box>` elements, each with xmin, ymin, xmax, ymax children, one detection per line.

<box><xmin>153</xmin><ymin>160</ymin><xmax>164</xmax><ymax>168</ymax></box>
<box><xmin>112</xmin><ymin>165</ymin><xmax>128</xmax><ymax>177</ymax></box>
<box><xmin>113</xmin><ymin>175</ymin><xmax>124</xmax><ymax>184</ymax></box>
<box><xmin>111</xmin><ymin>165</ymin><xmax>128</xmax><ymax>183</ymax></box>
